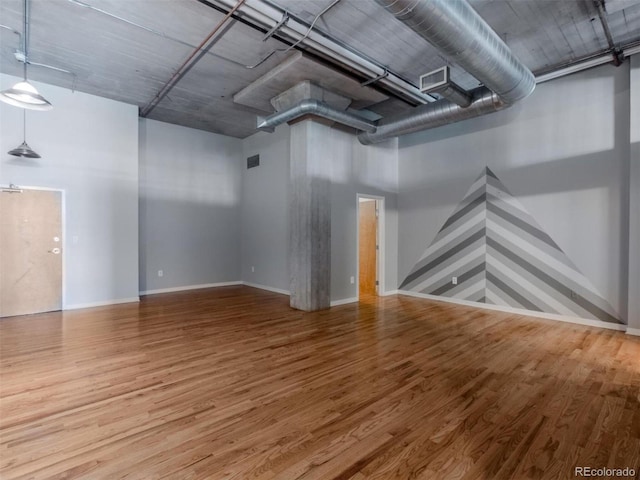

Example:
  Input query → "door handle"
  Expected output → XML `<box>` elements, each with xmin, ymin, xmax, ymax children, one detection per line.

<box><xmin>49</xmin><ymin>248</ymin><xmax>61</xmax><ymax>255</ymax></box>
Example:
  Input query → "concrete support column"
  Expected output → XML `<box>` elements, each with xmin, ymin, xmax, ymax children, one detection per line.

<box><xmin>628</xmin><ymin>54</ymin><xmax>640</xmax><ymax>334</ymax></box>
<box><xmin>289</xmin><ymin>118</ymin><xmax>331</xmax><ymax>311</ymax></box>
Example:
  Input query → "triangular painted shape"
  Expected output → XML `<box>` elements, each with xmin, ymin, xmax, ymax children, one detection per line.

<box><xmin>400</xmin><ymin>167</ymin><xmax>621</xmax><ymax>324</ymax></box>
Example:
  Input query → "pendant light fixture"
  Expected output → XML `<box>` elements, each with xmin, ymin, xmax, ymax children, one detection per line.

<box><xmin>8</xmin><ymin>110</ymin><xmax>41</xmax><ymax>158</ymax></box>
<box><xmin>0</xmin><ymin>0</ymin><xmax>52</xmax><ymax>111</ymax></box>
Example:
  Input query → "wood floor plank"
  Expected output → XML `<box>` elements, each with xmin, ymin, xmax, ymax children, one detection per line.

<box><xmin>1</xmin><ymin>286</ymin><xmax>639</xmax><ymax>479</ymax></box>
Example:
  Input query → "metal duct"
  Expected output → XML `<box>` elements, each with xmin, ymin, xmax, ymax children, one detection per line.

<box><xmin>256</xmin><ymin>0</ymin><xmax>533</xmax><ymax>143</ymax></box>
<box><xmin>257</xmin><ymin>99</ymin><xmax>377</xmax><ymax>133</ymax></box>
<box><xmin>357</xmin><ymin>87</ymin><xmax>506</xmax><ymax>145</ymax></box>
<box><xmin>376</xmin><ymin>0</ymin><xmax>535</xmax><ymax>105</ymax></box>
<box><xmin>351</xmin><ymin>0</ymin><xmax>534</xmax><ymax>144</ymax></box>
<box><xmin>432</xmin><ymin>83</ymin><xmax>472</xmax><ymax>108</ymax></box>
<box><xmin>420</xmin><ymin>67</ymin><xmax>472</xmax><ymax>107</ymax></box>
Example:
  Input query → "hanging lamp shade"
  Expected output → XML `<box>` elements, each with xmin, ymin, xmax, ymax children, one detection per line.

<box><xmin>1</xmin><ymin>0</ymin><xmax>53</xmax><ymax>111</ymax></box>
<box><xmin>0</xmin><ymin>80</ymin><xmax>52</xmax><ymax>111</ymax></box>
<box><xmin>8</xmin><ymin>140</ymin><xmax>41</xmax><ymax>158</ymax></box>
<box><xmin>8</xmin><ymin>110</ymin><xmax>42</xmax><ymax>159</ymax></box>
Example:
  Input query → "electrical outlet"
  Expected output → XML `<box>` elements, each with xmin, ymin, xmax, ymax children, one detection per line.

<box><xmin>452</xmin><ymin>276</ymin><xmax>457</xmax><ymax>285</ymax></box>
<box><xmin>350</xmin><ymin>276</ymin><xmax>355</xmax><ymax>284</ymax></box>
<box><xmin>251</xmin><ymin>266</ymin><xmax>255</xmax><ymax>273</ymax></box>
<box><xmin>158</xmin><ymin>270</ymin><xmax>163</xmax><ymax>277</ymax></box>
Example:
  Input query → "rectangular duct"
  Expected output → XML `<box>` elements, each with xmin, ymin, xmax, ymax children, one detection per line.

<box><xmin>419</xmin><ymin>66</ymin><xmax>472</xmax><ymax>107</ymax></box>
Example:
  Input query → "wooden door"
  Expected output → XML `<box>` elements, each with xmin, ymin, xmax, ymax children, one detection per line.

<box><xmin>0</xmin><ymin>189</ymin><xmax>62</xmax><ymax>317</ymax></box>
<box><xmin>359</xmin><ymin>200</ymin><xmax>378</xmax><ymax>296</ymax></box>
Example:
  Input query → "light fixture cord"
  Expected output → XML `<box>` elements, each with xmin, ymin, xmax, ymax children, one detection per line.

<box><xmin>23</xmin><ymin>0</ymin><xmax>28</xmax><ymax>80</ymax></box>
<box><xmin>23</xmin><ymin>110</ymin><xmax>27</xmax><ymax>142</ymax></box>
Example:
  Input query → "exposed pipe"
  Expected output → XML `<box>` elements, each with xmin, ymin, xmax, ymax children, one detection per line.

<box><xmin>625</xmin><ymin>41</ymin><xmax>640</xmax><ymax>57</ymax></box>
<box><xmin>345</xmin><ymin>0</ymin><xmax>535</xmax><ymax>144</ymax></box>
<box><xmin>358</xmin><ymin>87</ymin><xmax>505</xmax><ymax>144</ymax></box>
<box><xmin>257</xmin><ymin>99</ymin><xmax>377</xmax><ymax>132</ymax></box>
<box><xmin>253</xmin><ymin>0</ymin><xmax>534</xmax><ymax>144</ymax></box>
<box><xmin>245</xmin><ymin>0</ymin><xmax>342</xmax><ymax>69</ymax></box>
<box><xmin>211</xmin><ymin>0</ymin><xmax>434</xmax><ymax>105</ymax></box>
<box><xmin>0</xmin><ymin>24</ymin><xmax>22</xmax><ymax>44</ymax></box>
<box><xmin>4</xmin><ymin>19</ymin><xmax>77</xmax><ymax>91</ymax></box>
<box><xmin>375</xmin><ymin>0</ymin><xmax>535</xmax><ymax>105</ymax></box>
<box><xmin>534</xmin><ymin>49</ymin><xmax>621</xmax><ymax>84</ymax></box>
<box><xmin>67</xmin><ymin>0</ymin><xmax>257</xmax><ymax>69</ymax></box>
<box><xmin>593</xmin><ymin>0</ymin><xmax>623</xmax><ymax>66</ymax></box>
<box><xmin>22</xmin><ymin>0</ymin><xmax>29</xmax><ymax>80</ymax></box>
<box><xmin>357</xmin><ymin>37</ymin><xmax>640</xmax><ymax>144</ymax></box>
<box><xmin>140</xmin><ymin>0</ymin><xmax>246</xmax><ymax>117</ymax></box>
<box><xmin>435</xmin><ymin>83</ymin><xmax>472</xmax><ymax>107</ymax></box>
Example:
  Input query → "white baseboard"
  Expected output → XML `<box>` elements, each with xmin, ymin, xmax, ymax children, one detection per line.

<box><xmin>381</xmin><ymin>290</ymin><xmax>399</xmax><ymax>296</ymax></box>
<box><xmin>398</xmin><ymin>290</ymin><xmax>627</xmax><ymax>332</ymax></box>
<box><xmin>626</xmin><ymin>327</ymin><xmax>640</xmax><ymax>336</ymax></box>
<box><xmin>330</xmin><ymin>297</ymin><xmax>358</xmax><ymax>307</ymax></box>
<box><xmin>65</xmin><ymin>297</ymin><xmax>140</xmax><ymax>310</ymax></box>
<box><xmin>241</xmin><ymin>283</ymin><xmax>363</xmax><ymax>307</ymax></box>
<box><xmin>242</xmin><ymin>281</ymin><xmax>290</xmax><ymax>296</ymax></box>
<box><xmin>140</xmin><ymin>281</ymin><xmax>242</xmax><ymax>296</ymax></box>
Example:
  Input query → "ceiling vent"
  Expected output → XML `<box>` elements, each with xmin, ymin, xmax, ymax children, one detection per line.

<box><xmin>419</xmin><ymin>66</ymin><xmax>448</xmax><ymax>92</ymax></box>
<box><xmin>419</xmin><ymin>66</ymin><xmax>472</xmax><ymax>107</ymax></box>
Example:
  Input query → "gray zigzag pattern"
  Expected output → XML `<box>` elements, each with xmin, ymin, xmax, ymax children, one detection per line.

<box><xmin>400</xmin><ymin>167</ymin><xmax>621</xmax><ymax>324</ymax></box>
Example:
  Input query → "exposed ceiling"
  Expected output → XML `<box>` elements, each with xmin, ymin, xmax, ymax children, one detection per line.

<box><xmin>1</xmin><ymin>0</ymin><xmax>639</xmax><ymax>138</ymax></box>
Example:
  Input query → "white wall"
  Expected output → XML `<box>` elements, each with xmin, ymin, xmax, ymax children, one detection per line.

<box><xmin>0</xmin><ymin>73</ymin><xmax>139</xmax><ymax>308</ymax></box>
<box><xmin>397</xmin><ymin>62</ymin><xmax>631</xmax><ymax>323</ymax></box>
<box><xmin>240</xmin><ymin>123</ymin><xmax>399</xmax><ymax>302</ymax></box>
<box><xmin>139</xmin><ymin>118</ymin><xmax>243</xmax><ymax>293</ymax></box>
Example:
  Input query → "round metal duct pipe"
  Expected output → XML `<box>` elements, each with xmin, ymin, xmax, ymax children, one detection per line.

<box><xmin>375</xmin><ymin>0</ymin><xmax>535</xmax><ymax>105</ymax></box>
<box><xmin>357</xmin><ymin>87</ymin><xmax>506</xmax><ymax>145</ymax></box>
<box><xmin>257</xmin><ymin>99</ymin><xmax>377</xmax><ymax>133</ymax></box>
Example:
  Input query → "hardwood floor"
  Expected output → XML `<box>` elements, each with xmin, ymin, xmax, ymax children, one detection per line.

<box><xmin>1</xmin><ymin>286</ymin><xmax>639</xmax><ymax>479</ymax></box>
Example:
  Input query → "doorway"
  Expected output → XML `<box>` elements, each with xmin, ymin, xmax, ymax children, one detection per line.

<box><xmin>357</xmin><ymin>195</ymin><xmax>384</xmax><ymax>298</ymax></box>
<box><xmin>0</xmin><ymin>186</ymin><xmax>63</xmax><ymax>317</ymax></box>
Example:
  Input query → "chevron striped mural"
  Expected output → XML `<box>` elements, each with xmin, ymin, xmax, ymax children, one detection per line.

<box><xmin>400</xmin><ymin>167</ymin><xmax>621</xmax><ymax>324</ymax></box>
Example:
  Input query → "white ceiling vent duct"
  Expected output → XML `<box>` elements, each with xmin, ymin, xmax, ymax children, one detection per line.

<box><xmin>358</xmin><ymin>0</ymin><xmax>535</xmax><ymax>144</ymax></box>
<box><xmin>420</xmin><ymin>66</ymin><xmax>472</xmax><ymax>107</ymax></box>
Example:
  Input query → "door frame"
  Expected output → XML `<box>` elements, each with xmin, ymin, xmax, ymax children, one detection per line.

<box><xmin>1</xmin><ymin>184</ymin><xmax>67</xmax><ymax>312</ymax></box>
<box><xmin>356</xmin><ymin>193</ymin><xmax>385</xmax><ymax>299</ymax></box>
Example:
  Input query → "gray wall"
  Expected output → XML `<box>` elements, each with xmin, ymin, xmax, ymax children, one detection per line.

<box><xmin>329</xmin><ymin>126</ymin><xmax>399</xmax><ymax>300</ymax></box>
<box><xmin>139</xmin><ymin>118</ymin><xmax>242</xmax><ymax>292</ymax></box>
<box><xmin>240</xmin><ymin>123</ymin><xmax>399</xmax><ymax>302</ymax></box>
<box><xmin>629</xmin><ymin>54</ymin><xmax>640</xmax><ymax>330</ymax></box>
<box><xmin>0</xmin><ymin>74</ymin><xmax>139</xmax><ymax>308</ymax></box>
<box><xmin>397</xmin><ymin>62</ymin><xmax>631</xmax><ymax>323</ymax></box>
<box><xmin>241</xmin><ymin>125</ymin><xmax>290</xmax><ymax>292</ymax></box>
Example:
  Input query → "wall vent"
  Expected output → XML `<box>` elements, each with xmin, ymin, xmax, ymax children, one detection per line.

<box><xmin>247</xmin><ymin>154</ymin><xmax>260</xmax><ymax>169</ymax></box>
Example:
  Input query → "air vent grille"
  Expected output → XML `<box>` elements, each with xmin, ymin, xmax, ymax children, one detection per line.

<box><xmin>247</xmin><ymin>154</ymin><xmax>260</xmax><ymax>169</ymax></box>
<box><xmin>419</xmin><ymin>66</ymin><xmax>449</xmax><ymax>93</ymax></box>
